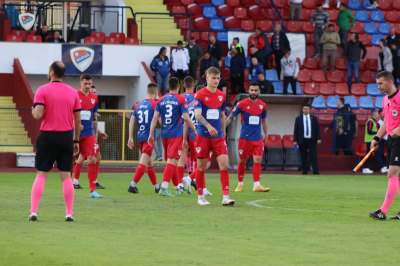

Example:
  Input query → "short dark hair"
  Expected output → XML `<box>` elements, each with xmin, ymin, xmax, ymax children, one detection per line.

<box><xmin>249</xmin><ymin>82</ymin><xmax>260</xmax><ymax>88</ymax></box>
<box><xmin>177</xmin><ymin>40</ymin><xmax>183</xmax><ymax>46</ymax></box>
<box><xmin>169</xmin><ymin>76</ymin><xmax>180</xmax><ymax>91</ymax></box>
<box><xmin>49</xmin><ymin>61</ymin><xmax>65</xmax><ymax>79</ymax></box>
<box><xmin>184</xmin><ymin>76</ymin><xmax>194</xmax><ymax>89</ymax></box>
<box><xmin>376</xmin><ymin>71</ymin><xmax>394</xmax><ymax>82</ymax></box>
<box><xmin>147</xmin><ymin>83</ymin><xmax>158</xmax><ymax>94</ymax></box>
<box><xmin>233</xmin><ymin>37</ymin><xmax>239</xmax><ymax>42</ymax></box>
<box><xmin>80</xmin><ymin>74</ymin><xmax>92</xmax><ymax>80</ymax></box>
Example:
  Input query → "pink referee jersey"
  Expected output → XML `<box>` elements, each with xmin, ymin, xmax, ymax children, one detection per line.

<box><xmin>383</xmin><ymin>90</ymin><xmax>400</xmax><ymax>136</ymax></box>
<box><xmin>33</xmin><ymin>81</ymin><xmax>81</xmax><ymax>131</ymax></box>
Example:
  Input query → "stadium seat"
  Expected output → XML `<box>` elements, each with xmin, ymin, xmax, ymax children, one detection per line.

<box><xmin>181</xmin><ymin>0</ymin><xmax>193</xmax><ymax>4</ymax></box>
<box><xmin>273</xmin><ymin>81</ymin><xmax>283</xmax><ymax>94</ymax></box>
<box><xmin>351</xmin><ymin>83</ymin><xmax>366</xmax><ymax>96</ymax></box>
<box><xmin>290</xmin><ymin>82</ymin><xmax>303</xmax><ymax>95</ymax></box>
<box><xmin>379</xmin><ymin>23</ymin><xmax>391</xmax><ymax>35</ymax></box>
<box><xmin>11</xmin><ymin>30</ymin><xmax>27</xmax><ymax>40</ymax></box>
<box><xmin>171</xmin><ymin>5</ymin><xmax>186</xmax><ymax>14</ymax></box>
<box><xmin>379</xmin><ymin>0</ymin><xmax>393</xmax><ymax>10</ymax></box>
<box><xmin>371</xmin><ymin>10</ymin><xmax>385</xmax><ymax>22</ymax></box>
<box><xmin>302</xmin><ymin>22</ymin><xmax>314</xmax><ymax>33</ymax></box>
<box><xmin>375</xmin><ymin>96</ymin><xmax>383</xmax><ymax>108</ymax></box>
<box><xmin>367</xmin><ymin>83</ymin><xmax>382</xmax><ymax>96</ymax></box>
<box><xmin>385</xmin><ymin>11</ymin><xmax>400</xmax><ymax>23</ymax></box>
<box><xmin>6</xmin><ymin>34</ymin><xmax>23</xmax><ymax>42</ymax></box>
<box><xmin>110</xmin><ymin>32</ymin><xmax>125</xmax><ymax>43</ymax></box>
<box><xmin>327</xmin><ymin>9</ymin><xmax>339</xmax><ymax>21</ymax></box>
<box><xmin>312</xmin><ymin>96</ymin><xmax>326</xmax><ymax>109</ymax></box>
<box><xmin>351</xmin><ymin>22</ymin><xmax>364</xmax><ymax>33</ymax></box>
<box><xmin>348</xmin><ymin>0</ymin><xmax>362</xmax><ymax>10</ymax></box>
<box><xmin>344</xmin><ymin>95</ymin><xmax>358</xmax><ymax>109</ymax></box>
<box><xmin>217</xmin><ymin>4</ymin><xmax>233</xmax><ymax>17</ymax></box>
<box><xmin>124</xmin><ymin>37</ymin><xmax>139</xmax><ymax>45</ymax></box>
<box><xmin>355</xmin><ymin>10</ymin><xmax>369</xmax><ymax>22</ymax></box>
<box><xmin>266</xmin><ymin>135</ymin><xmax>282</xmax><ymax>148</ymax></box>
<box><xmin>359</xmin><ymin>33</ymin><xmax>372</xmax><ymax>45</ymax></box>
<box><xmin>287</xmin><ymin>21</ymin><xmax>302</xmax><ymax>32</ymax></box>
<box><xmin>336</xmin><ymin>58</ymin><xmax>347</xmax><ymax>70</ymax></box>
<box><xmin>273</xmin><ymin>0</ymin><xmax>286</xmax><ymax>8</ymax></box>
<box><xmin>393</xmin><ymin>0</ymin><xmax>400</xmax><ymax>10</ymax></box>
<box><xmin>355</xmin><ymin>142</ymin><xmax>367</xmax><ymax>157</ymax></box>
<box><xmin>200</xmin><ymin>31</ymin><xmax>210</xmax><ymax>41</ymax></box>
<box><xmin>303</xmin><ymin>58</ymin><xmax>319</xmax><ymax>70</ymax></box>
<box><xmin>91</xmin><ymin>32</ymin><xmax>106</xmax><ymax>43</ymax></box>
<box><xmin>248</xmin><ymin>5</ymin><xmax>264</xmax><ymax>20</ymax></box>
<box><xmin>266</xmin><ymin>135</ymin><xmax>284</xmax><ymax>167</ymax></box>
<box><xmin>297</xmin><ymin>69</ymin><xmax>312</xmax><ymax>82</ymax></box>
<box><xmin>241</xmin><ymin>20</ymin><xmax>255</xmax><ymax>31</ymax></box>
<box><xmin>355</xmin><ymin>109</ymin><xmax>370</xmax><ymax>123</ymax></box>
<box><xmin>84</xmin><ymin>36</ymin><xmax>98</xmax><ymax>44</ymax></box>
<box><xmin>211</xmin><ymin>0</ymin><xmax>225</xmax><ymax>5</ymax></box>
<box><xmin>312</xmin><ymin>70</ymin><xmax>326</xmax><ymax>83</ymax></box>
<box><xmin>203</xmin><ymin>6</ymin><xmax>216</xmax><ymax>18</ymax></box>
<box><xmin>303</xmin><ymin>0</ymin><xmax>317</xmax><ymax>8</ymax></box>
<box><xmin>216</xmin><ymin>31</ymin><xmax>228</xmax><ymax>42</ymax></box>
<box><xmin>327</xmin><ymin>70</ymin><xmax>345</xmax><ymax>83</ymax></box>
<box><xmin>302</xmin><ymin>9</ymin><xmax>312</xmax><ymax>21</ymax></box>
<box><xmin>319</xmin><ymin>83</ymin><xmax>335</xmax><ymax>96</ymax></box>
<box><xmin>361</xmin><ymin>71</ymin><xmax>375</xmax><ymax>83</ymax></box>
<box><xmin>265</xmin><ymin>69</ymin><xmax>279</xmax><ymax>81</ymax></box>
<box><xmin>282</xmin><ymin>135</ymin><xmax>301</xmax><ymax>169</ymax></box>
<box><xmin>177</xmin><ymin>17</ymin><xmax>190</xmax><ymax>30</ymax></box>
<box><xmin>335</xmin><ymin>83</ymin><xmax>350</xmax><ymax>96</ymax></box>
<box><xmin>304</xmin><ymin>82</ymin><xmax>319</xmax><ymax>95</ymax></box>
<box><xmin>365</xmin><ymin>59</ymin><xmax>377</xmax><ymax>71</ymax></box>
<box><xmin>394</xmin><ymin>24</ymin><xmax>400</xmax><ymax>34</ymax></box>
<box><xmin>234</xmin><ymin>7</ymin><xmax>247</xmax><ymax>19</ymax></box>
<box><xmin>359</xmin><ymin>96</ymin><xmax>374</xmax><ymax>109</ymax></box>
<box><xmin>258</xmin><ymin>0</ymin><xmax>271</xmax><ymax>7</ymax></box>
<box><xmin>196</xmin><ymin>0</ymin><xmax>211</xmax><ymax>4</ymax></box>
<box><xmin>371</xmin><ymin>34</ymin><xmax>385</xmax><ymax>46</ymax></box>
<box><xmin>327</xmin><ymin>95</ymin><xmax>340</xmax><ymax>109</ymax></box>
<box><xmin>282</xmin><ymin>135</ymin><xmax>295</xmax><ymax>148</ymax></box>
<box><xmin>210</xmin><ymin>18</ymin><xmax>224</xmax><ymax>31</ymax></box>
<box><xmin>224</xmin><ymin>16</ymin><xmax>241</xmax><ymax>29</ymax></box>
<box><xmin>241</xmin><ymin>0</ymin><xmax>257</xmax><ymax>6</ymax></box>
<box><xmin>193</xmin><ymin>17</ymin><xmax>210</xmax><ymax>30</ymax></box>
<box><xmin>227</xmin><ymin>0</ymin><xmax>241</xmax><ymax>7</ymax></box>
<box><xmin>364</xmin><ymin>23</ymin><xmax>378</xmax><ymax>34</ymax></box>
<box><xmin>26</xmin><ymin>34</ymin><xmax>42</xmax><ymax>43</ymax></box>
<box><xmin>317</xmin><ymin>109</ymin><xmax>335</xmax><ymax>125</ymax></box>
<box><xmin>187</xmin><ymin>3</ymin><xmax>203</xmax><ymax>16</ymax></box>
<box><xmin>256</xmin><ymin>20</ymin><xmax>273</xmax><ymax>32</ymax></box>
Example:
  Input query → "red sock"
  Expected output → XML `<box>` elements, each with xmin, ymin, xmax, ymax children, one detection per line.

<box><xmin>73</xmin><ymin>162</ymin><xmax>82</xmax><ymax>180</ymax></box>
<box><xmin>163</xmin><ymin>163</ymin><xmax>176</xmax><ymax>183</ymax></box>
<box><xmin>237</xmin><ymin>162</ymin><xmax>245</xmax><ymax>183</ymax></box>
<box><xmin>95</xmin><ymin>161</ymin><xmax>100</xmax><ymax>178</ymax></box>
<box><xmin>196</xmin><ymin>169</ymin><xmax>205</xmax><ymax>196</ymax></box>
<box><xmin>220</xmin><ymin>170</ymin><xmax>230</xmax><ymax>196</ymax></box>
<box><xmin>253</xmin><ymin>162</ymin><xmax>261</xmax><ymax>182</ymax></box>
<box><xmin>133</xmin><ymin>163</ymin><xmax>146</xmax><ymax>184</ymax></box>
<box><xmin>147</xmin><ymin>166</ymin><xmax>157</xmax><ymax>185</ymax></box>
<box><xmin>190</xmin><ymin>161</ymin><xmax>197</xmax><ymax>181</ymax></box>
<box><xmin>88</xmin><ymin>163</ymin><xmax>97</xmax><ymax>192</ymax></box>
<box><xmin>176</xmin><ymin>166</ymin><xmax>184</xmax><ymax>184</ymax></box>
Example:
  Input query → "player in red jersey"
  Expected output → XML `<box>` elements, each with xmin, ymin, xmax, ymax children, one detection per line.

<box><xmin>226</xmin><ymin>83</ymin><xmax>270</xmax><ymax>193</ymax></box>
<box><xmin>127</xmin><ymin>83</ymin><xmax>160</xmax><ymax>194</ymax></box>
<box><xmin>194</xmin><ymin>67</ymin><xmax>235</xmax><ymax>206</ymax></box>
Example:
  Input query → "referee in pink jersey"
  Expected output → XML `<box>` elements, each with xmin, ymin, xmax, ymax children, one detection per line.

<box><xmin>29</xmin><ymin>61</ymin><xmax>81</xmax><ymax>222</ymax></box>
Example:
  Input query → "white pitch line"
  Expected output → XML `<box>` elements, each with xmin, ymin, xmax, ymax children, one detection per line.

<box><xmin>246</xmin><ymin>199</ymin><xmax>268</xmax><ymax>208</ymax></box>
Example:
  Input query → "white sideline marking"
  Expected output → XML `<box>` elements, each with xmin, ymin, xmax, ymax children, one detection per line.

<box><xmin>246</xmin><ymin>199</ymin><xmax>268</xmax><ymax>208</ymax></box>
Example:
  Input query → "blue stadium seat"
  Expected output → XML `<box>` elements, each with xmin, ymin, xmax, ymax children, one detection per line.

<box><xmin>210</xmin><ymin>18</ymin><xmax>224</xmax><ymax>31</ymax></box>
<box><xmin>367</xmin><ymin>83</ymin><xmax>383</xmax><ymax>96</ymax></box>
<box><xmin>212</xmin><ymin>0</ymin><xmax>225</xmax><ymax>6</ymax></box>
<box><xmin>224</xmin><ymin>55</ymin><xmax>231</xmax><ymax>68</ymax></box>
<box><xmin>327</xmin><ymin>95</ymin><xmax>340</xmax><ymax>109</ymax></box>
<box><xmin>375</xmin><ymin>96</ymin><xmax>383</xmax><ymax>109</ymax></box>
<box><xmin>364</xmin><ymin>22</ymin><xmax>378</xmax><ymax>34</ymax></box>
<box><xmin>359</xmin><ymin>96</ymin><xmax>374</xmax><ymax>109</ymax></box>
<box><xmin>311</xmin><ymin>96</ymin><xmax>326</xmax><ymax>109</ymax></box>
<box><xmin>379</xmin><ymin>23</ymin><xmax>391</xmax><ymax>35</ymax></box>
<box><xmin>203</xmin><ymin>6</ymin><xmax>217</xmax><ymax>18</ymax></box>
<box><xmin>362</xmin><ymin>0</ymin><xmax>377</xmax><ymax>9</ymax></box>
<box><xmin>266</xmin><ymin>69</ymin><xmax>279</xmax><ymax>81</ymax></box>
<box><xmin>344</xmin><ymin>95</ymin><xmax>358</xmax><ymax>109</ymax></box>
<box><xmin>371</xmin><ymin>34</ymin><xmax>385</xmax><ymax>46</ymax></box>
<box><xmin>217</xmin><ymin>31</ymin><xmax>228</xmax><ymax>42</ymax></box>
<box><xmin>273</xmin><ymin>81</ymin><xmax>283</xmax><ymax>94</ymax></box>
<box><xmin>371</xmin><ymin>10</ymin><xmax>385</xmax><ymax>22</ymax></box>
<box><xmin>355</xmin><ymin>10</ymin><xmax>369</xmax><ymax>22</ymax></box>
<box><xmin>348</xmin><ymin>0</ymin><xmax>362</xmax><ymax>10</ymax></box>
<box><xmin>288</xmin><ymin>82</ymin><xmax>303</xmax><ymax>95</ymax></box>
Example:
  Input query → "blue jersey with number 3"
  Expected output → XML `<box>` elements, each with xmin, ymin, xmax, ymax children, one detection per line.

<box><xmin>156</xmin><ymin>93</ymin><xmax>187</xmax><ymax>139</ymax></box>
<box><xmin>133</xmin><ymin>98</ymin><xmax>157</xmax><ymax>143</ymax></box>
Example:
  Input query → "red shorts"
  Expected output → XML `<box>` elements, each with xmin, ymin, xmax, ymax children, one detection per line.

<box><xmin>139</xmin><ymin>141</ymin><xmax>154</xmax><ymax>156</ymax></box>
<box><xmin>238</xmin><ymin>138</ymin><xmax>264</xmax><ymax>159</ymax></box>
<box><xmin>195</xmin><ymin>135</ymin><xmax>228</xmax><ymax>159</ymax></box>
<box><xmin>162</xmin><ymin>136</ymin><xmax>183</xmax><ymax>160</ymax></box>
<box><xmin>188</xmin><ymin>139</ymin><xmax>197</xmax><ymax>161</ymax></box>
<box><xmin>80</xmin><ymin>135</ymin><xmax>98</xmax><ymax>158</ymax></box>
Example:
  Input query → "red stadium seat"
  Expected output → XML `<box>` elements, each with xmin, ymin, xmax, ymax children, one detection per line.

<box><xmin>359</xmin><ymin>33</ymin><xmax>372</xmax><ymax>46</ymax></box>
<box><xmin>266</xmin><ymin>135</ymin><xmax>282</xmax><ymax>148</ymax></box>
<box><xmin>336</xmin><ymin>58</ymin><xmax>347</xmax><ymax>70</ymax></box>
<box><xmin>303</xmin><ymin>82</ymin><xmax>319</xmax><ymax>95</ymax></box>
<box><xmin>327</xmin><ymin>70</ymin><xmax>345</xmax><ymax>83</ymax></box>
<box><xmin>84</xmin><ymin>36</ymin><xmax>98</xmax><ymax>44</ymax></box>
<box><xmin>217</xmin><ymin>4</ymin><xmax>233</xmax><ymax>17</ymax></box>
<box><xmin>124</xmin><ymin>37</ymin><xmax>139</xmax><ymax>45</ymax></box>
<box><xmin>227</xmin><ymin>0</ymin><xmax>241</xmax><ymax>7</ymax></box>
<box><xmin>258</xmin><ymin>0</ymin><xmax>271</xmax><ymax>7</ymax></box>
<box><xmin>26</xmin><ymin>34</ymin><xmax>42</xmax><ymax>43</ymax></box>
<box><xmin>317</xmin><ymin>109</ymin><xmax>334</xmax><ymax>125</ymax></box>
<box><xmin>181</xmin><ymin>0</ymin><xmax>193</xmax><ymax>4</ymax></box>
<box><xmin>193</xmin><ymin>17</ymin><xmax>210</xmax><ymax>30</ymax></box>
<box><xmin>224</xmin><ymin>16</ymin><xmax>241</xmax><ymax>29</ymax></box>
<box><xmin>273</xmin><ymin>0</ymin><xmax>286</xmax><ymax>8</ymax></box>
<box><xmin>287</xmin><ymin>21</ymin><xmax>303</xmax><ymax>32</ymax></box>
<box><xmin>282</xmin><ymin>135</ymin><xmax>295</xmax><ymax>149</ymax></box>
<box><xmin>297</xmin><ymin>69</ymin><xmax>312</xmax><ymax>82</ymax></box>
<box><xmin>385</xmin><ymin>11</ymin><xmax>400</xmax><ymax>23</ymax></box>
<box><xmin>303</xmin><ymin>58</ymin><xmax>319</xmax><ymax>69</ymax></box>
<box><xmin>379</xmin><ymin>0</ymin><xmax>393</xmax><ymax>10</ymax></box>
<box><xmin>319</xmin><ymin>83</ymin><xmax>335</xmax><ymax>95</ymax></box>
<box><xmin>351</xmin><ymin>83</ymin><xmax>366</xmax><ymax>96</ymax></box>
<box><xmin>327</xmin><ymin>9</ymin><xmax>339</xmax><ymax>21</ymax></box>
<box><xmin>351</xmin><ymin>22</ymin><xmax>364</xmax><ymax>33</ymax></box>
<box><xmin>305</xmin><ymin>33</ymin><xmax>313</xmax><ymax>45</ymax></box>
<box><xmin>302</xmin><ymin>22</ymin><xmax>314</xmax><ymax>33</ymax></box>
<box><xmin>11</xmin><ymin>30</ymin><xmax>27</xmax><ymax>40</ymax></box>
<box><xmin>241</xmin><ymin>20</ymin><xmax>255</xmax><ymax>31</ymax></box>
<box><xmin>394</xmin><ymin>24</ymin><xmax>400</xmax><ymax>34</ymax></box>
<box><xmin>171</xmin><ymin>5</ymin><xmax>186</xmax><ymax>14</ymax></box>
<box><xmin>303</xmin><ymin>0</ymin><xmax>317</xmax><ymax>9</ymax></box>
<box><xmin>6</xmin><ymin>34</ymin><xmax>23</xmax><ymax>42</ymax></box>
<box><xmin>312</xmin><ymin>70</ymin><xmax>326</xmax><ymax>82</ymax></box>
<box><xmin>248</xmin><ymin>5</ymin><xmax>264</xmax><ymax>20</ymax></box>
<box><xmin>177</xmin><ymin>17</ymin><xmax>189</xmax><ymax>30</ymax></box>
<box><xmin>255</xmin><ymin>20</ymin><xmax>273</xmax><ymax>32</ymax></box>
<box><xmin>393</xmin><ymin>0</ymin><xmax>400</xmax><ymax>10</ymax></box>
<box><xmin>335</xmin><ymin>83</ymin><xmax>350</xmax><ymax>96</ymax></box>
<box><xmin>355</xmin><ymin>142</ymin><xmax>367</xmax><ymax>157</ymax></box>
<box><xmin>200</xmin><ymin>31</ymin><xmax>210</xmax><ymax>41</ymax></box>
<box><xmin>302</xmin><ymin>9</ymin><xmax>312</xmax><ymax>21</ymax></box>
<box><xmin>190</xmin><ymin>32</ymin><xmax>200</xmax><ymax>40</ymax></box>
<box><xmin>361</xmin><ymin>70</ymin><xmax>375</xmax><ymax>83</ymax></box>
<box><xmin>241</xmin><ymin>0</ymin><xmax>257</xmax><ymax>7</ymax></box>
<box><xmin>234</xmin><ymin>7</ymin><xmax>247</xmax><ymax>19</ymax></box>
<box><xmin>187</xmin><ymin>3</ymin><xmax>202</xmax><ymax>16</ymax></box>
<box><xmin>195</xmin><ymin>0</ymin><xmax>211</xmax><ymax>4</ymax></box>
<box><xmin>110</xmin><ymin>32</ymin><xmax>125</xmax><ymax>43</ymax></box>
<box><xmin>104</xmin><ymin>36</ymin><xmax>119</xmax><ymax>44</ymax></box>
<box><xmin>366</xmin><ymin>58</ymin><xmax>378</xmax><ymax>71</ymax></box>
<box><xmin>90</xmin><ymin>32</ymin><xmax>106</xmax><ymax>43</ymax></box>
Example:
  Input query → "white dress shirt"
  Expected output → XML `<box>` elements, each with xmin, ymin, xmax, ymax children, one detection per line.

<box><xmin>303</xmin><ymin>114</ymin><xmax>312</xmax><ymax>139</ymax></box>
<box><xmin>171</xmin><ymin>48</ymin><xmax>190</xmax><ymax>72</ymax></box>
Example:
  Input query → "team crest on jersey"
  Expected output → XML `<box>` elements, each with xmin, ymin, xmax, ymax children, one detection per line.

<box><xmin>239</xmin><ymin>149</ymin><xmax>243</xmax><ymax>155</ymax></box>
<box><xmin>18</xmin><ymin>13</ymin><xmax>35</xmax><ymax>31</ymax></box>
<box><xmin>196</xmin><ymin>147</ymin><xmax>201</xmax><ymax>153</ymax></box>
<box><xmin>91</xmin><ymin>98</ymin><xmax>96</xmax><ymax>105</ymax></box>
<box><xmin>259</xmin><ymin>105</ymin><xmax>263</xmax><ymax>110</ymax></box>
<box><xmin>70</xmin><ymin>47</ymin><xmax>95</xmax><ymax>72</ymax></box>
<box><xmin>205</xmin><ymin>97</ymin><xmax>209</xmax><ymax>102</ymax></box>
<box><xmin>392</xmin><ymin>109</ymin><xmax>398</xmax><ymax>117</ymax></box>
<box><xmin>218</xmin><ymin>96</ymin><xmax>223</xmax><ymax>102</ymax></box>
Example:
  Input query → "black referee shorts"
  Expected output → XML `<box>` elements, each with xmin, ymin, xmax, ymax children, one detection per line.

<box><xmin>35</xmin><ymin>131</ymin><xmax>74</xmax><ymax>172</ymax></box>
<box><xmin>387</xmin><ymin>136</ymin><xmax>400</xmax><ymax>166</ymax></box>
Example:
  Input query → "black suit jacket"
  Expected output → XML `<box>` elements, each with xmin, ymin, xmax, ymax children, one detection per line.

<box><xmin>294</xmin><ymin>114</ymin><xmax>321</xmax><ymax>144</ymax></box>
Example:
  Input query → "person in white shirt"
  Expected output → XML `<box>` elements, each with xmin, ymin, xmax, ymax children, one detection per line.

<box><xmin>290</xmin><ymin>0</ymin><xmax>303</xmax><ymax>20</ymax></box>
<box><xmin>323</xmin><ymin>0</ymin><xmax>341</xmax><ymax>9</ymax></box>
<box><xmin>280</xmin><ymin>49</ymin><xmax>300</xmax><ymax>95</ymax></box>
<box><xmin>171</xmin><ymin>40</ymin><xmax>190</xmax><ymax>83</ymax></box>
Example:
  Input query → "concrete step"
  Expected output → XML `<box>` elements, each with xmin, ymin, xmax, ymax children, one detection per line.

<box><xmin>0</xmin><ymin>145</ymin><xmax>33</xmax><ymax>152</ymax></box>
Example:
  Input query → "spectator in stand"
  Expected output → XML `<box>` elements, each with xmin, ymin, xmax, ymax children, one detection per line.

<box><xmin>386</xmin><ymin>28</ymin><xmax>400</xmax><ymax>86</ymax></box>
<box><xmin>186</xmin><ymin>38</ymin><xmax>202</xmax><ymax>80</ymax></box>
<box><xmin>230</xmin><ymin>37</ymin><xmax>245</xmax><ymax>57</ymax></box>
<box><xmin>150</xmin><ymin>47</ymin><xmax>170</xmax><ymax>95</ymax></box>
<box><xmin>311</xmin><ymin>5</ymin><xmax>330</xmax><ymax>58</ymax></box>
<box><xmin>323</xmin><ymin>0</ymin><xmax>341</xmax><ymax>9</ymax></box>
<box><xmin>37</xmin><ymin>25</ymin><xmax>51</xmax><ymax>42</ymax></box>
<box><xmin>47</xmin><ymin>31</ymin><xmax>65</xmax><ymax>43</ymax></box>
<box><xmin>248</xmin><ymin>45</ymin><xmax>264</xmax><ymax>65</ymax></box>
<box><xmin>248</xmin><ymin>56</ymin><xmax>264</xmax><ymax>83</ymax></box>
<box><xmin>289</xmin><ymin>0</ymin><xmax>303</xmax><ymax>21</ymax></box>
<box><xmin>208</xmin><ymin>34</ymin><xmax>222</xmax><ymax>62</ymax></box>
<box><xmin>171</xmin><ymin>40</ymin><xmax>190</xmax><ymax>83</ymax></box>
<box><xmin>281</xmin><ymin>49</ymin><xmax>299</xmax><ymax>95</ymax></box>
<box><xmin>257</xmin><ymin>72</ymin><xmax>274</xmax><ymax>94</ymax></box>
<box><xmin>271</xmin><ymin>23</ymin><xmax>291</xmax><ymax>78</ymax></box>
<box><xmin>199</xmin><ymin>51</ymin><xmax>219</xmax><ymax>79</ymax></box>
<box><xmin>254</xmin><ymin>28</ymin><xmax>273</xmax><ymax>68</ymax></box>
<box><xmin>345</xmin><ymin>33</ymin><xmax>367</xmax><ymax>90</ymax></box>
<box><xmin>337</xmin><ymin>4</ymin><xmax>354</xmax><ymax>49</ymax></box>
<box><xmin>378</xmin><ymin>39</ymin><xmax>393</xmax><ymax>73</ymax></box>
<box><xmin>367</xmin><ymin>0</ymin><xmax>378</xmax><ymax>9</ymax></box>
<box><xmin>229</xmin><ymin>48</ymin><xmax>246</xmax><ymax>94</ymax></box>
<box><xmin>320</xmin><ymin>23</ymin><xmax>341</xmax><ymax>72</ymax></box>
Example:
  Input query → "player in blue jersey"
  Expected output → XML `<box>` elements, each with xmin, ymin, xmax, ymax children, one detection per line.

<box><xmin>194</xmin><ymin>67</ymin><xmax>235</xmax><ymax>206</ymax></box>
<box><xmin>226</xmin><ymin>83</ymin><xmax>270</xmax><ymax>193</ymax></box>
<box><xmin>148</xmin><ymin>77</ymin><xmax>195</xmax><ymax>196</ymax></box>
<box><xmin>127</xmin><ymin>83</ymin><xmax>160</xmax><ymax>194</ymax></box>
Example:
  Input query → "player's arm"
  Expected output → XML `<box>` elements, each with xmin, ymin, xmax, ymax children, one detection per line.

<box><xmin>127</xmin><ymin>115</ymin><xmax>136</xmax><ymax>150</ymax></box>
<box><xmin>194</xmin><ymin>108</ymin><xmax>218</xmax><ymax>136</ymax></box>
<box><xmin>148</xmin><ymin>110</ymin><xmax>160</xmax><ymax>144</ymax></box>
<box><xmin>221</xmin><ymin>111</ymin><xmax>227</xmax><ymax>135</ymax></box>
<box><xmin>32</xmin><ymin>104</ymin><xmax>44</xmax><ymax>119</ymax></box>
<box><xmin>73</xmin><ymin>111</ymin><xmax>81</xmax><ymax>156</ymax></box>
<box><xmin>262</xmin><ymin>117</ymin><xmax>268</xmax><ymax>146</ymax></box>
<box><xmin>183</xmin><ymin>112</ymin><xmax>196</xmax><ymax>133</ymax></box>
<box><xmin>370</xmin><ymin>121</ymin><xmax>386</xmax><ymax>150</ymax></box>
<box><xmin>225</xmin><ymin>104</ymin><xmax>240</xmax><ymax>128</ymax></box>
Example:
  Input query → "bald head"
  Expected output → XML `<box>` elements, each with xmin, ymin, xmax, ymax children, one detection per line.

<box><xmin>49</xmin><ymin>61</ymin><xmax>65</xmax><ymax>81</ymax></box>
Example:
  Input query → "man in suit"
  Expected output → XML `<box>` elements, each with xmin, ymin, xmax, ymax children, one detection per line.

<box><xmin>294</xmin><ymin>104</ymin><xmax>321</xmax><ymax>174</ymax></box>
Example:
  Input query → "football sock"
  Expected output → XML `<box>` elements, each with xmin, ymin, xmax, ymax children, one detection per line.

<box><xmin>95</xmin><ymin>161</ymin><xmax>100</xmax><ymax>179</ymax></box>
<box><xmin>220</xmin><ymin>170</ymin><xmax>230</xmax><ymax>196</ymax></box>
<box><xmin>73</xmin><ymin>162</ymin><xmax>82</xmax><ymax>180</ymax></box>
<box><xmin>380</xmin><ymin>176</ymin><xmax>399</xmax><ymax>214</ymax></box>
<box><xmin>63</xmin><ymin>177</ymin><xmax>74</xmax><ymax>217</ymax></box>
<box><xmin>147</xmin><ymin>166</ymin><xmax>157</xmax><ymax>185</ymax></box>
<box><xmin>238</xmin><ymin>162</ymin><xmax>245</xmax><ymax>183</ymax></box>
<box><xmin>30</xmin><ymin>174</ymin><xmax>46</xmax><ymax>214</ymax></box>
<box><xmin>253</xmin><ymin>162</ymin><xmax>261</xmax><ymax>183</ymax></box>
<box><xmin>88</xmin><ymin>163</ymin><xmax>97</xmax><ymax>192</ymax></box>
<box><xmin>133</xmin><ymin>163</ymin><xmax>146</xmax><ymax>184</ymax></box>
<box><xmin>176</xmin><ymin>166</ymin><xmax>184</xmax><ymax>185</ymax></box>
<box><xmin>163</xmin><ymin>163</ymin><xmax>176</xmax><ymax>183</ymax></box>
<box><xmin>196</xmin><ymin>169</ymin><xmax>205</xmax><ymax>196</ymax></box>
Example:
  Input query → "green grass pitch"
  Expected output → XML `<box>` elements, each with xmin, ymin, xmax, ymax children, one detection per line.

<box><xmin>0</xmin><ymin>171</ymin><xmax>399</xmax><ymax>266</ymax></box>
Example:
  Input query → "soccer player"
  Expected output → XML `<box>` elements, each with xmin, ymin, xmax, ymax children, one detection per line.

<box><xmin>29</xmin><ymin>61</ymin><xmax>81</xmax><ymax>222</ymax></box>
<box><xmin>194</xmin><ymin>66</ymin><xmax>235</xmax><ymax>206</ymax></box>
<box><xmin>127</xmin><ymin>83</ymin><xmax>160</xmax><ymax>193</ymax></box>
<box><xmin>370</xmin><ymin>71</ymin><xmax>400</xmax><ymax>220</ymax></box>
<box><xmin>73</xmin><ymin>74</ymin><xmax>103</xmax><ymax>198</ymax></box>
<box><xmin>148</xmin><ymin>77</ymin><xmax>195</xmax><ymax>196</ymax></box>
<box><xmin>226</xmin><ymin>83</ymin><xmax>270</xmax><ymax>193</ymax></box>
